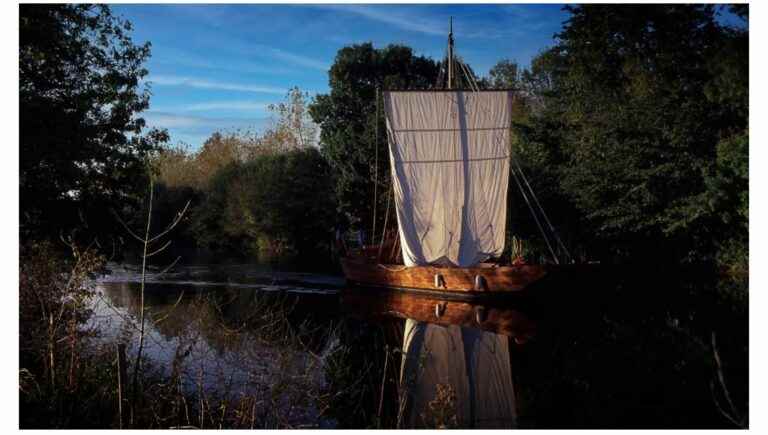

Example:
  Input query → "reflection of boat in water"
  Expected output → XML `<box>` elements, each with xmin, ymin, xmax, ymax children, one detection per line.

<box><xmin>341</xmin><ymin>287</ymin><xmax>536</xmax><ymax>343</ymax></box>
<box><xmin>342</xmin><ymin>287</ymin><xmax>524</xmax><ymax>428</ymax></box>
<box><xmin>399</xmin><ymin>321</ymin><xmax>517</xmax><ymax>428</ymax></box>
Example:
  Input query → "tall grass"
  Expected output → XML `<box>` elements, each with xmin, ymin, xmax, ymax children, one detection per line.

<box><xmin>19</xmin><ymin>237</ymin><xmax>388</xmax><ymax>428</ymax></box>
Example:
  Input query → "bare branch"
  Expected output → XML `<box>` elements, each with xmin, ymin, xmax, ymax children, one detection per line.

<box><xmin>59</xmin><ymin>231</ymin><xmax>74</xmax><ymax>250</ymax></box>
<box><xmin>712</xmin><ymin>332</ymin><xmax>738</xmax><ymax>416</ymax></box>
<box><xmin>151</xmin><ymin>291</ymin><xmax>185</xmax><ymax>325</ymax></box>
<box><xmin>146</xmin><ymin>239</ymin><xmax>172</xmax><ymax>258</ymax></box>
<box><xmin>112</xmin><ymin>210</ymin><xmax>147</xmax><ymax>244</ymax></box>
<box><xmin>155</xmin><ymin>256</ymin><xmax>182</xmax><ymax>278</ymax></box>
<box><xmin>148</xmin><ymin>200</ymin><xmax>191</xmax><ymax>244</ymax></box>
<box><xmin>131</xmin><ymin>177</ymin><xmax>155</xmax><ymax>425</ymax></box>
<box><xmin>96</xmin><ymin>294</ymin><xmax>140</xmax><ymax>331</ymax></box>
<box><xmin>711</xmin><ymin>380</ymin><xmax>743</xmax><ymax>428</ymax></box>
<box><xmin>711</xmin><ymin>331</ymin><xmax>745</xmax><ymax>428</ymax></box>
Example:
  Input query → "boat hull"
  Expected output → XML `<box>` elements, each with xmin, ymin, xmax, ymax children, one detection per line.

<box><xmin>341</xmin><ymin>258</ymin><xmax>552</xmax><ymax>297</ymax></box>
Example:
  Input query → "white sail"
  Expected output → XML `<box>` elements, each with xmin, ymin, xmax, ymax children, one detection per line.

<box><xmin>383</xmin><ymin>90</ymin><xmax>512</xmax><ymax>267</ymax></box>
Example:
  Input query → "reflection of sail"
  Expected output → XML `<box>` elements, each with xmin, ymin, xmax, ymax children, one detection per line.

<box><xmin>399</xmin><ymin>318</ymin><xmax>516</xmax><ymax>428</ymax></box>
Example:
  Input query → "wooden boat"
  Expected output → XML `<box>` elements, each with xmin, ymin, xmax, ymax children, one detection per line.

<box><xmin>342</xmin><ymin>24</ymin><xmax>584</xmax><ymax>300</ymax></box>
<box><xmin>342</xmin><ymin>257</ymin><xmax>547</xmax><ymax>296</ymax></box>
<box><xmin>341</xmin><ymin>253</ymin><xmax>598</xmax><ymax>301</ymax></box>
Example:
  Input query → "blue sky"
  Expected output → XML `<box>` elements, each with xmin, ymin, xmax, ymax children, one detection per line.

<box><xmin>112</xmin><ymin>3</ymin><xmax>571</xmax><ymax>148</ymax></box>
<box><xmin>112</xmin><ymin>4</ymin><xmax>744</xmax><ymax>149</ymax></box>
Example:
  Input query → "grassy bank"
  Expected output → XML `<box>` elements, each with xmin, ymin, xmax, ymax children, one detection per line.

<box><xmin>19</xmin><ymin>240</ymin><xmax>748</xmax><ymax>428</ymax></box>
<box><xmin>19</xmin><ymin>241</ymin><xmax>358</xmax><ymax>428</ymax></box>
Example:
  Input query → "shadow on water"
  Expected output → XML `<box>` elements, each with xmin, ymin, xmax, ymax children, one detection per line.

<box><xmin>90</xmin><ymin>262</ymin><xmax>747</xmax><ymax>428</ymax></box>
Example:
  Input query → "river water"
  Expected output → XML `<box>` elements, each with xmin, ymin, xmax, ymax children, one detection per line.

<box><xmin>88</xmin><ymin>261</ymin><xmax>747</xmax><ymax>429</ymax></box>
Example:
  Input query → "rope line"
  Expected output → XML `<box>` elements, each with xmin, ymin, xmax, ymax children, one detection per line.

<box><xmin>458</xmin><ymin>58</ymin><xmax>480</xmax><ymax>92</ymax></box>
<box><xmin>435</xmin><ymin>46</ymin><xmax>448</xmax><ymax>89</ymax></box>
<box><xmin>372</xmin><ymin>87</ymin><xmax>379</xmax><ymax>245</ymax></box>
<box><xmin>377</xmin><ymin>182</ymin><xmax>393</xmax><ymax>261</ymax></box>
<box><xmin>510</xmin><ymin>163</ymin><xmax>559</xmax><ymax>264</ymax></box>
<box><xmin>377</xmin><ymin>264</ymin><xmax>409</xmax><ymax>272</ymax></box>
<box><xmin>511</xmin><ymin>157</ymin><xmax>573</xmax><ymax>263</ymax></box>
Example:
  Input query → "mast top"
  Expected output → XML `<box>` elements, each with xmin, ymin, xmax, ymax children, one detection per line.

<box><xmin>447</xmin><ymin>17</ymin><xmax>454</xmax><ymax>89</ymax></box>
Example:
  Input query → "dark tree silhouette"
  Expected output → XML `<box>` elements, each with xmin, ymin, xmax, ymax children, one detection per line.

<box><xmin>20</xmin><ymin>4</ymin><xmax>167</xmax><ymax>241</ymax></box>
<box><xmin>309</xmin><ymin>43</ymin><xmax>440</xmax><ymax>231</ymax></box>
<box><xmin>508</xmin><ymin>4</ymin><xmax>748</xmax><ymax>264</ymax></box>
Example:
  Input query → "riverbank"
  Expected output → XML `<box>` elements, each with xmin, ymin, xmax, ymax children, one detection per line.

<box><xmin>19</xmin><ymin>244</ymin><xmax>353</xmax><ymax>428</ymax></box>
<box><xmin>20</xmin><ymin>244</ymin><xmax>748</xmax><ymax>428</ymax></box>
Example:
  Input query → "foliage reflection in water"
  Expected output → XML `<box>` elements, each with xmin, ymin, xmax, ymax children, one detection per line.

<box><xmin>88</xmin><ymin>262</ymin><xmax>747</xmax><ymax>429</ymax></box>
<box><xmin>91</xmin><ymin>270</ymin><xmax>344</xmax><ymax>428</ymax></box>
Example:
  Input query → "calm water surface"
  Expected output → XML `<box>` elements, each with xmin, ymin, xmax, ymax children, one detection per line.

<box><xmin>90</xmin><ymin>262</ymin><xmax>347</xmax><ymax>427</ymax></box>
<box><xmin>87</xmin><ymin>261</ymin><xmax>747</xmax><ymax>429</ymax></box>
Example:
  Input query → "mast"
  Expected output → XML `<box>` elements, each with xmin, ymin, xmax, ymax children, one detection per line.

<box><xmin>447</xmin><ymin>17</ymin><xmax>454</xmax><ymax>89</ymax></box>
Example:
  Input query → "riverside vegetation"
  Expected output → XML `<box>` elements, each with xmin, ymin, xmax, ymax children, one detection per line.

<box><xmin>19</xmin><ymin>3</ymin><xmax>747</xmax><ymax>428</ymax></box>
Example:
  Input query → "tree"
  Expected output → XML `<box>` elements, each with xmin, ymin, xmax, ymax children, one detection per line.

<box><xmin>488</xmin><ymin>59</ymin><xmax>521</xmax><ymax>89</ymax></box>
<box><xmin>194</xmin><ymin>132</ymin><xmax>243</xmax><ymax>187</ymax></box>
<box><xmin>191</xmin><ymin>148</ymin><xmax>336</xmax><ymax>257</ymax></box>
<box><xmin>20</xmin><ymin>4</ymin><xmax>167</xmax><ymax>240</ymax></box>
<box><xmin>263</xmin><ymin>87</ymin><xmax>319</xmax><ymax>151</ymax></box>
<box><xmin>512</xmin><ymin>5</ymin><xmax>748</xmax><ymax>263</ymax></box>
<box><xmin>148</xmin><ymin>87</ymin><xmax>329</xmax><ymax>254</ymax></box>
<box><xmin>309</xmin><ymin>43</ymin><xmax>440</xmax><ymax>233</ymax></box>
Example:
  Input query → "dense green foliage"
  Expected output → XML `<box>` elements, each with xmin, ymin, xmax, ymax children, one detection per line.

<box><xmin>20</xmin><ymin>4</ymin><xmax>167</xmax><ymax>241</ymax></box>
<box><xmin>498</xmin><ymin>4</ymin><xmax>747</xmax><ymax>266</ymax></box>
<box><xmin>147</xmin><ymin>89</ymin><xmax>337</xmax><ymax>260</ymax></box>
<box><xmin>189</xmin><ymin>148</ymin><xmax>336</xmax><ymax>256</ymax></box>
<box><xmin>309</xmin><ymin>43</ymin><xmax>441</xmax><ymax>232</ymax></box>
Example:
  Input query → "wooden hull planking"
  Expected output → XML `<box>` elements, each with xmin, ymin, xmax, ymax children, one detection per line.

<box><xmin>341</xmin><ymin>258</ymin><xmax>549</xmax><ymax>295</ymax></box>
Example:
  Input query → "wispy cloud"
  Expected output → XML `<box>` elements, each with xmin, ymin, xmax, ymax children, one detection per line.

<box><xmin>185</xmin><ymin>101</ymin><xmax>270</xmax><ymax>112</ymax></box>
<box><xmin>253</xmin><ymin>45</ymin><xmax>330</xmax><ymax>71</ymax></box>
<box><xmin>146</xmin><ymin>75</ymin><xmax>290</xmax><ymax>95</ymax></box>
<box><xmin>152</xmin><ymin>47</ymin><xmax>295</xmax><ymax>76</ymax></box>
<box><xmin>143</xmin><ymin>111</ymin><xmax>268</xmax><ymax>130</ymax></box>
<box><xmin>321</xmin><ymin>4</ymin><xmax>446</xmax><ymax>36</ymax></box>
<box><xmin>316</xmin><ymin>4</ymin><xmax>534</xmax><ymax>40</ymax></box>
<box><xmin>163</xmin><ymin>5</ymin><xmax>330</xmax><ymax>71</ymax></box>
<box><xmin>150</xmin><ymin>100</ymin><xmax>271</xmax><ymax>113</ymax></box>
<box><xmin>143</xmin><ymin>111</ymin><xmax>270</xmax><ymax>145</ymax></box>
<box><xmin>143</xmin><ymin>112</ymin><xmax>208</xmax><ymax>129</ymax></box>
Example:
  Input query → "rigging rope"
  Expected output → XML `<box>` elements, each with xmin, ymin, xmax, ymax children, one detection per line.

<box><xmin>458</xmin><ymin>60</ymin><xmax>472</xmax><ymax>90</ymax></box>
<box><xmin>510</xmin><ymin>163</ymin><xmax>559</xmax><ymax>264</ymax></box>
<box><xmin>510</xmin><ymin>157</ymin><xmax>573</xmax><ymax>262</ymax></box>
<box><xmin>371</xmin><ymin>86</ymin><xmax>379</xmax><ymax>245</ymax></box>
<box><xmin>435</xmin><ymin>47</ymin><xmax>448</xmax><ymax>89</ymax></box>
<box><xmin>458</xmin><ymin>58</ymin><xmax>480</xmax><ymax>92</ymax></box>
<box><xmin>377</xmin><ymin>181</ymin><xmax>393</xmax><ymax>261</ymax></box>
<box><xmin>453</xmin><ymin>58</ymin><xmax>570</xmax><ymax>263</ymax></box>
